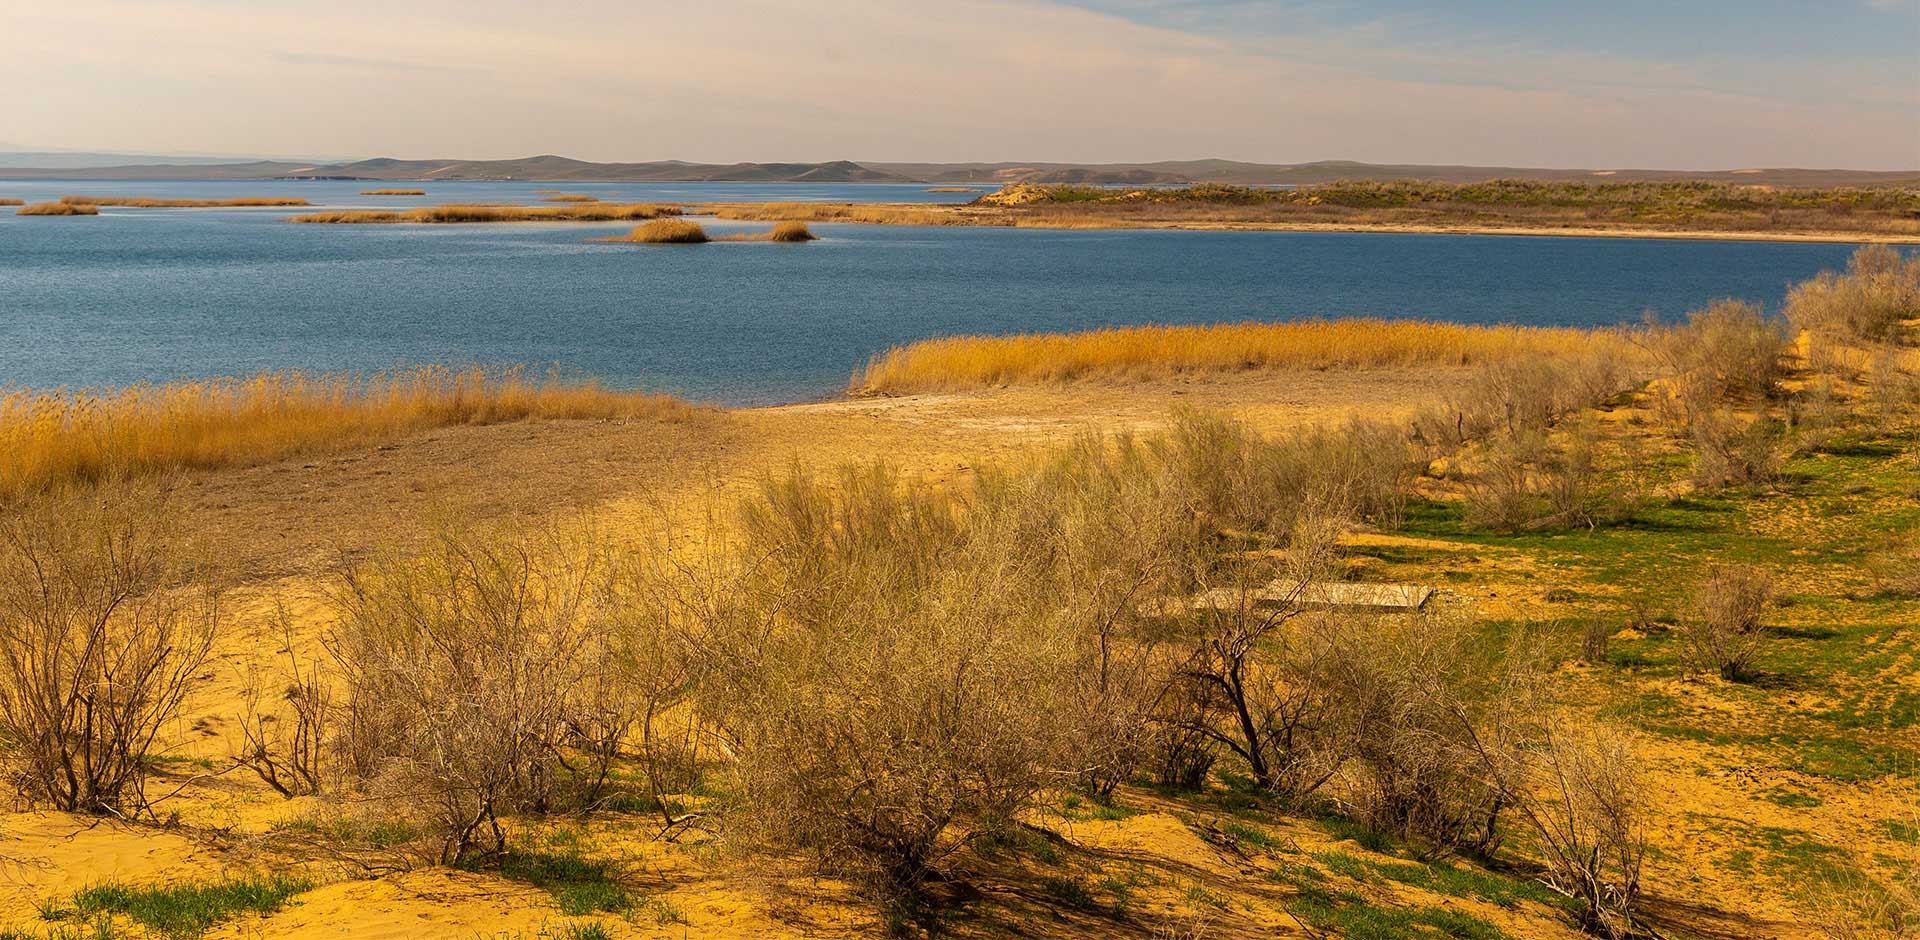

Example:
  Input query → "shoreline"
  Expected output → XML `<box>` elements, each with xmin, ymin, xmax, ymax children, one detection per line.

<box><xmin>688</xmin><ymin>202</ymin><xmax>1920</xmax><ymax>244</ymax></box>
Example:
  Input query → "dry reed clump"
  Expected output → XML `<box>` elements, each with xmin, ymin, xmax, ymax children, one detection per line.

<box><xmin>359</xmin><ymin>189</ymin><xmax>426</xmax><ymax>196</ymax></box>
<box><xmin>284</xmin><ymin>204</ymin><xmax>680</xmax><ymax>224</ymax></box>
<box><xmin>613</xmin><ymin>219</ymin><xmax>710</xmax><ymax>244</ymax></box>
<box><xmin>327</xmin><ymin>520</ymin><xmax>616</xmax><ymax>865</ymax></box>
<box><xmin>1677</xmin><ymin>563</ymin><xmax>1775</xmax><ymax>681</ymax></box>
<box><xmin>0</xmin><ymin>365</ymin><xmax>704</xmax><ymax>501</ymax></box>
<box><xmin>854</xmin><ymin>319</ymin><xmax>1637</xmax><ymax>394</ymax></box>
<box><xmin>1788</xmin><ymin>245</ymin><xmax>1920</xmax><ymax>346</ymax></box>
<box><xmin>16</xmin><ymin>201</ymin><xmax>97</xmax><ymax>216</ymax></box>
<box><xmin>0</xmin><ymin>197</ymin><xmax>22</xmax><ymax>206</ymax></box>
<box><xmin>0</xmin><ymin>480</ymin><xmax>220</xmax><ymax>814</ymax></box>
<box><xmin>61</xmin><ymin>196</ymin><xmax>311</xmax><ymax>207</ymax></box>
<box><xmin>767</xmin><ymin>221</ymin><xmax>817</xmax><ymax>242</ymax></box>
<box><xmin>542</xmin><ymin>193</ymin><xmax>601</xmax><ymax>203</ymax></box>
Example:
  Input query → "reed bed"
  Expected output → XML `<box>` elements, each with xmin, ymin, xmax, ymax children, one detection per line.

<box><xmin>853</xmin><ymin>318</ymin><xmax>1639</xmax><ymax>393</ymax></box>
<box><xmin>605</xmin><ymin>218</ymin><xmax>710</xmax><ymax>244</ymax></box>
<box><xmin>707</xmin><ymin>221</ymin><xmax>820</xmax><ymax>243</ymax></box>
<box><xmin>360</xmin><ymin>189</ymin><xmax>427</xmax><ymax>196</ymax></box>
<box><xmin>0</xmin><ymin>198</ymin><xmax>22</xmax><ymax>206</ymax></box>
<box><xmin>706</xmin><ymin>203</ymin><xmax>958</xmax><ymax>226</ymax></box>
<box><xmin>61</xmin><ymin>196</ymin><xmax>312</xmax><ymax>207</ymax></box>
<box><xmin>16</xmin><ymin>202</ymin><xmax>97</xmax><ymax>216</ymax></box>
<box><xmin>0</xmin><ymin>366</ymin><xmax>704</xmax><ymax>500</ymax></box>
<box><xmin>542</xmin><ymin>193</ymin><xmax>601</xmax><ymax>203</ymax></box>
<box><xmin>284</xmin><ymin>204</ymin><xmax>680</xmax><ymax>224</ymax></box>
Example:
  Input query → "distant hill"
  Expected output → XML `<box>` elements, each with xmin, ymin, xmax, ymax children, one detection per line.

<box><xmin>0</xmin><ymin>154</ymin><xmax>1912</xmax><ymax>187</ymax></box>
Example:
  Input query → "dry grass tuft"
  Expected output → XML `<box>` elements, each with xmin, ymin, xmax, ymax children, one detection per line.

<box><xmin>767</xmin><ymin>221</ymin><xmax>818</xmax><ymax>242</ymax></box>
<box><xmin>854</xmin><ymin>319</ymin><xmax>1637</xmax><ymax>394</ymax></box>
<box><xmin>61</xmin><ymin>196</ymin><xmax>311</xmax><ymax>208</ymax></box>
<box><xmin>359</xmin><ymin>189</ymin><xmax>426</xmax><ymax>196</ymax></box>
<box><xmin>0</xmin><ymin>366</ymin><xmax>705</xmax><ymax>500</ymax></box>
<box><xmin>609</xmin><ymin>218</ymin><xmax>710</xmax><ymax>244</ymax></box>
<box><xmin>16</xmin><ymin>201</ymin><xmax>98</xmax><ymax>216</ymax></box>
<box><xmin>285</xmin><ymin>204</ymin><xmax>680</xmax><ymax>224</ymax></box>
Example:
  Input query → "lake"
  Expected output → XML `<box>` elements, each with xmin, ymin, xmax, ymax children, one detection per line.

<box><xmin>0</xmin><ymin>180</ymin><xmax>1874</xmax><ymax>405</ymax></box>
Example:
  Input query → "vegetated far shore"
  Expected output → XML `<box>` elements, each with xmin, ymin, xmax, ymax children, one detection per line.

<box><xmin>697</xmin><ymin>178</ymin><xmax>1920</xmax><ymax>242</ymax></box>
<box><xmin>2</xmin><ymin>247</ymin><xmax>1917</xmax><ymax>940</ymax></box>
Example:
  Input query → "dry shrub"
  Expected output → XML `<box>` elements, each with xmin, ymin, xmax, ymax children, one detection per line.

<box><xmin>1788</xmin><ymin>245</ymin><xmax>1920</xmax><ymax>345</ymax></box>
<box><xmin>1690</xmin><ymin>409</ymin><xmax>1783</xmax><ymax>490</ymax></box>
<box><xmin>1313</xmin><ymin>612</ymin><xmax>1508</xmax><ymax>855</ymax></box>
<box><xmin>17</xmin><ymin>201</ymin><xmax>97</xmax><ymax>216</ymax></box>
<box><xmin>700</xmin><ymin>464</ymin><xmax>1073</xmax><ymax>912</ymax></box>
<box><xmin>1465</xmin><ymin>422</ymin><xmax>1646</xmax><ymax>532</ymax></box>
<box><xmin>1413</xmin><ymin>347</ymin><xmax>1640</xmax><ymax>452</ymax></box>
<box><xmin>328</xmin><ymin>520</ymin><xmax>614</xmax><ymax>864</ymax></box>
<box><xmin>234</xmin><ymin>610</ymin><xmax>331</xmax><ymax>799</ymax></box>
<box><xmin>1678</xmin><ymin>563</ymin><xmax>1774</xmax><ymax>681</ymax></box>
<box><xmin>1506</xmin><ymin>720</ymin><xmax>1648</xmax><ymax>939</ymax></box>
<box><xmin>617</xmin><ymin>219</ymin><xmax>709</xmax><ymax>244</ymax></box>
<box><xmin>854</xmin><ymin>319</ymin><xmax>1637</xmax><ymax>394</ymax></box>
<box><xmin>1171</xmin><ymin>518</ymin><xmax>1347</xmax><ymax>800</ymax></box>
<box><xmin>1646</xmin><ymin>300</ymin><xmax>1790</xmax><ymax>416</ymax></box>
<box><xmin>767</xmin><ymin>221</ymin><xmax>818</xmax><ymax>242</ymax></box>
<box><xmin>0</xmin><ymin>365</ymin><xmax>704</xmax><ymax>500</ymax></box>
<box><xmin>1867</xmin><ymin>534</ymin><xmax>1920</xmax><ymax>598</ymax></box>
<box><xmin>0</xmin><ymin>480</ymin><xmax>219</xmax><ymax>813</ymax></box>
<box><xmin>1157</xmin><ymin>409</ymin><xmax>1419</xmax><ymax>536</ymax></box>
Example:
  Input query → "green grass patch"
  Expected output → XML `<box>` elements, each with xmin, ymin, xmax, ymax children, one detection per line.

<box><xmin>62</xmin><ymin>875</ymin><xmax>310</xmax><ymax>939</ymax></box>
<box><xmin>489</xmin><ymin>850</ymin><xmax>631</xmax><ymax>916</ymax></box>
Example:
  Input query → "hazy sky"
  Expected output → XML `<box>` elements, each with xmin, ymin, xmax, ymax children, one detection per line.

<box><xmin>5</xmin><ymin>0</ymin><xmax>1917</xmax><ymax>169</ymax></box>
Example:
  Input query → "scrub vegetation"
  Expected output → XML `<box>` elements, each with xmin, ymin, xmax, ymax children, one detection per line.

<box><xmin>283</xmin><ymin>203</ymin><xmax>680</xmax><ymax>223</ymax></box>
<box><xmin>2</xmin><ymin>247</ymin><xmax>1917</xmax><ymax>939</ymax></box>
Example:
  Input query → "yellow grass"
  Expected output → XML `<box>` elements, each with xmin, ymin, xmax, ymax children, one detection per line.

<box><xmin>16</xmin><ymin>202</ymin><xmax>97</xmax><ymax>216</ymax></box>
<box><xmin>706</xmin><ymin>203</ymin><xmax>956</xmax><ymax>226</ymax></box>
<box><xmin>853</xmin><ymin>318</ymin><xmax>1638</xmax><ymax>393</ymax></box>
<box><xmin>360</xmin><ymin>189</ymin><xmax>427</xmax><ymax>196</ymax></box>
<box><xmin>0</xmin><ymin>366</ymin><xmax>705</xmax><ymax>500</ymax></box>
<box><xmin>606</xmin><ymin>218</ymin><xmax>710</xmax><ymax>244</ymax></box>
<box><xmin>543</xmin><ymin>193</ymin><xmax>601</xmax><ymax>203</ymax></box>
<box><xmin>0</xmin><ymin>198</ymin><xmax>22</xmax><ymax>206</ymax></box>
<box><xmin>61</xmin><ymin>196</ymin><xmax>312</xmax><ymax>207</ymax></box>
<box><xmin>285</xmin><ymin>204</ymin><xmax>679</xmax><ymax>223</ymax></box>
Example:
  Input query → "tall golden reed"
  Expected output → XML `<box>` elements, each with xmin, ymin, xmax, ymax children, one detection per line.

<box><xmin>852</xmin><ymin>318</ymin><xmax>1636</xmax><ymax>393</ymax></box>
<box><xmin>0</xmin><ymin>366</ymin><xmax>703</xmax><ymax>499</ymax></box>
<box><xmin>285</xmin><ymin>204</ymin><xmax>678</xmax><ymax>223</ymax></box>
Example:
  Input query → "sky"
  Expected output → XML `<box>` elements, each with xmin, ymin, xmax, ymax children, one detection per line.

<box><xmin>3</xmin><ymin>0</ymin><xmax>1917</xmax><ymax>169</ymax></box>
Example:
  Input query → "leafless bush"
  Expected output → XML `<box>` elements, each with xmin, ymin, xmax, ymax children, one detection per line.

<box><xmin>1690</xmin><ymin>410</ymin><xmax>1783</xmax><ymax>490</ymax></box>
<box><xmin>327</xmin><ymin>519</ymin><xmax>611</xmax><ymax>865</ymax></box>
<box><xmin>1314</xmin><ymin>612</ymin><xmax>1508</xmax><ymax>856</ymax></box>
<box><xmin>1580</xmin><ymin>616</ymin><xmax>1611</xmax><ymax>664</ymax></box>
<box><xmin>0</xmin><ymin>480</ymin><xmax>219</xmax><ymax>814</ymax></box>
<box><xmin>1156</xmin><ymin>409</ymin><xmax>1419</xmax><ymax>538</ymax></box>
<box><xmin>1867</xmin><ymin>534</ymin><xmax>1920</xmax><ymax>599</ymax></box>
<box><xmin>1678</xmin><ymin>563</ymin><xmax>1775</xmax><ymax>681</ymax></box>
<box><xmin>701</xmin><ymin>464</ymin><xmax>1073</xmax><ymax>913</ymax></box>
<box><xmin>1414</xmin><ymin>348</ymin><xmax>1640</xmax><ymax>453</ymax></box>
<box><xmin>1465</xmin><ymin>423</ymin><xmax>1646</xmax><ymax>532</ymax></box>
<box><xmin>1647</xmin><ymin>300</ymin><xmax>1790</xmax><ymax>407</ymax></box>
<box><xmin>234</xmin><ymin>608</ymin><xmax>330</xmax><ymax>799</ymax></box>
<box><xmin>1508</xmin><ymin>719</ymin><xmax>1648</xmax><ymax>938</ymax></box>
<box><xmin>1787</xmin><ymin>245</ymin><xmax>1920</xmax><ymax>346</ymax></box>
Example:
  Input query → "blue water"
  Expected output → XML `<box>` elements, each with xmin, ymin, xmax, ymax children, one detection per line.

<box><xmin>0</xmin><ymin>180</ymin><xmax>1872</xmax><ymax>405</ymax></box>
